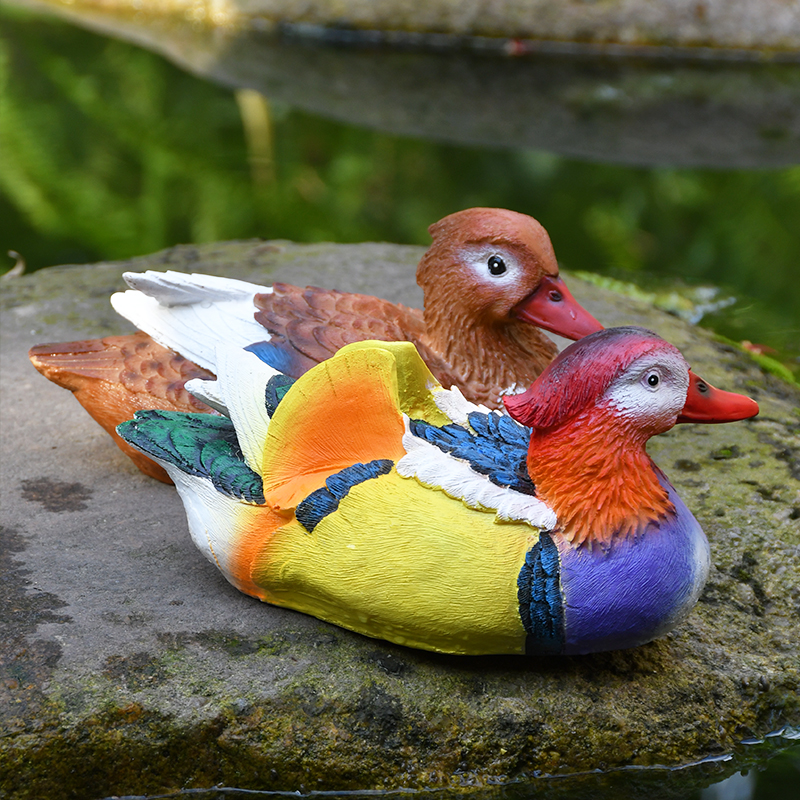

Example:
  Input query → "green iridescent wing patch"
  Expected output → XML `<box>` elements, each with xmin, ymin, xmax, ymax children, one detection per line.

<box><xmin>118</xmin><ymin>410</ymin><xmax>264</xmax><ymax>504</ymax></box>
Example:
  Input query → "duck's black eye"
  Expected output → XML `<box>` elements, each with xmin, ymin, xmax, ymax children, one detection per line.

<box><xmin>487</xmin><ymin>255</ymin><xmax>507</xmax><ymax>276</ymax></box>
<box><xmin>647</xmin><ymin>373</ymin><xmax>660</xmax><ymax>387</ymax></box>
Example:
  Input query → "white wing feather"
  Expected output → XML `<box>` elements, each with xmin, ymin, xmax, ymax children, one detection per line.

<box><xmin>431</xmin><ymin>383</ymin><xmax>493</xmax><ymax>426</ymax></box>
<box><xmin>185</xmin><ymin>347</ymin><xmax>278</xmax><ymax>476</ymax></box>
<box><xmin>110</xmin><ymin>271</ymin><xmax>272</xmax><ymax>372</ymax></box>
<box><xmin>397</xmin><ymin>420</ymin><xmax>556</xmax><ymax>530</ymax></box>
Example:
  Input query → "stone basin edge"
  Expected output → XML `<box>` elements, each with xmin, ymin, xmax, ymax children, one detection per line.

<box><xmin>0</xmin><ymin>239</ymin><xmax>798</xmax><ymax>800</ymax></box>
<box><xmin>9</xmin><ymin>0</ymin><xmax>800</xmax><ymax>59</ymax></box>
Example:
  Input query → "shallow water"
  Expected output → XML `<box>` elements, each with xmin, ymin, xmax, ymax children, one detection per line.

<box><xmin>1</xmin><ymin>6</ymin><xmax>798</xmax><ymax>799</ymax></box>
<box><xmin>93</xmin><ymin>731</ymin><xmax>800</xmax><ymax>799</ymax></box>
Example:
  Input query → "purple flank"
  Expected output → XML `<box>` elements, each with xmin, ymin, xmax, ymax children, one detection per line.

<box><xmin>557</xmin><ymin>470</ymin><xmax>710</xmax><ymax>654</ymax></box>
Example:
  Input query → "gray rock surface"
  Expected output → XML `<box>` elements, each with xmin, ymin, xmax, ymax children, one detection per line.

<box><xmin>1</xmin><ymin>240</ymin><xmax>799</xmax><ymax>800</ymax></box>
<box><xmin>16</xmin><ymin>0</ymin><xmax>800</xmax><ymax>52</ymax></box>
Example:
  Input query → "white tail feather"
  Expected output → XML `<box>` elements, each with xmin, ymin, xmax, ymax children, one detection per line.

<box><xmin>122</xmin><ymin>270</ymin><xmax>268</xmax><ymax>305</ymax></box>
<box><xmin>206</xmin><ymin>347</ymin><xmax>278</xmax><ymax>477</ymax></box>
<box><xmin>170</xmin><ymin>469</ymin><xmax>243</xmax><ymax>579</ymax></box>
<box><xmin>184</xmin><ymin>378</ymin><xmax>228</xmax><ymax>416</ymax></box>
<box><xmin>110</xmin><ymin>271</ymin><xmax>273</xmax><ymax>372</ymax></box>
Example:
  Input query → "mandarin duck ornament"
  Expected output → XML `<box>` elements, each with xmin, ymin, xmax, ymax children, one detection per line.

<box><xmin>30</xmin><ymin>208</ymin><xmax>601</xmax><ymax>483</ymax></box>
<box><xmin>117</xmin><ymin>328</ymin><xmax>757</xmax><ymax>655</ymax></box>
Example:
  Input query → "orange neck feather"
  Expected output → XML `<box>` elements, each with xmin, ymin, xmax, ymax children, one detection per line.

<box><xmin>423</xmin><ymin>308</ymin><xmax>557</xmax><ymax>393</ymax></box>
<box><xmin>527</xmin><ymin>406</ymin><xmax>674</xmax><ymax>550</ymax></box>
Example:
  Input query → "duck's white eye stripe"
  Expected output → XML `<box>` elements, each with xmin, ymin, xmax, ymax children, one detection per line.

<box><xmin>460</xmin><ymin>247</ymin><xmax>521</xmax><ymax>285</ymax></box>
<box><xmin>604</xmin><ymin>353</ymin><xmax>689</xmax><ymax>420</ymax></box>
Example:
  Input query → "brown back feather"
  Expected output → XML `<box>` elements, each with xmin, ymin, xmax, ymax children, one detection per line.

<box><xmin>253</xmin><ymin>284</ymin><xmax>453</xmax><ymax>381</ymax></box>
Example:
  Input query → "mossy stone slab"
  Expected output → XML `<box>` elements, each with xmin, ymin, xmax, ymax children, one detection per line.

<box><xmin>1</xmin><ymin>240</ymin><xmax>798</xmax><ymax>800</ymax></box>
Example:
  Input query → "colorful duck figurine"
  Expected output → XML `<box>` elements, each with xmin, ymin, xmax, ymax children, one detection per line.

<box><xmin>117</xmin><ymin>328</ymin><xmax>758</xmax><ymax>655</ymax></box>
<box><xmin>30</xmin><ymin>208</ymin><xmax>602</xmax><ymax>483</ymax></box>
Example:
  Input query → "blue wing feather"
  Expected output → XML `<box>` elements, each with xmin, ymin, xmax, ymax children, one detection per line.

<box><xmin>296</xmin><ymin>460</ymin><xmax>394</xmax><ymax>532</ymax></box>
<box><xmin>518</xmin><ymin>533</ymin><xmax>564</xmax><ymax>655</ymax></box>
<box><xmin>409</xmin><ymin>412</ymin><xmax>535</xmax><ymax>496</ymax></box>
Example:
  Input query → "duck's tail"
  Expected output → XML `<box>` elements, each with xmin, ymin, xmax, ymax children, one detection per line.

<box><xmin>111</xmin><ymin>271</ymin><xmax>271</xmax><ymax>373</ymax></box>
<box><xmin>118</xmin><ymin>404</ymin><xmax>284</xmax><ymax>598</ymax></box>
<box><xmin>29</xmin><ymin>333</ymin><xmax>214</xmax><ymax>483</ymax></box>
<box><xmin>118</xmin><ymin>345</ymin><xmax>299</xmax><ymax>598</ymax></box>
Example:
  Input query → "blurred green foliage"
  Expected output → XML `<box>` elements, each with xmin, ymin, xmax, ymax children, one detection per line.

<box><xmin>0</xmin><ymin>6</ymin><xmax>798</xmax><ymax>377</ymax></box>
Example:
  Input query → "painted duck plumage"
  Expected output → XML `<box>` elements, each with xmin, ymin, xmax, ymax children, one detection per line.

<box><xmin>29</xmin><ymin>208</ymin><xmax>601</xmax><ymax>483</ymax></box>
<box><xmin>117</xmin><ymin>328</ymin><xmax>758</xmax><ymax>656</ymax></box>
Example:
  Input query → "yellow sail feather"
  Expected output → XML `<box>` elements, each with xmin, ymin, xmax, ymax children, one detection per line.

<box><xmin>260</xmin><ymin>342</ymin><xmax>449</xmax><ymax>509</ymax></box>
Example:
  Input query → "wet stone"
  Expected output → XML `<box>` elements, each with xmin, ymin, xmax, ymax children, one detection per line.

<box><xmin>20</xmin><ymin>477</ymin><xmax>93</xmax><ymax>512</ymax></box>
<box><xmin>1</xmin><ymin>240</ymin><xmax>799</xmax><ymax>799</ymax></box>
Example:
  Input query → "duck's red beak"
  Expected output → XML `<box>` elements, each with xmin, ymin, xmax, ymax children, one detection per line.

<box><xmin>512</xmin><ymin>275</ymin><xmax>604</xmax><ymax>340</ymax></box>
<box><xmin>677</xmin><ymin>370</ymin><xmax>759</xmax><ymax>424</ymax></box>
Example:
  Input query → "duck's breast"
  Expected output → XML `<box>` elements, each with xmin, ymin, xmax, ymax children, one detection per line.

<box><xmin>557</xmin><ymin>478</ymin><xmax>710</xmax><ymax>655</ymax></box>
<box><xmin>252</xmin><ymin>470</ymin><xmax>535</xmax><ymax>656</ymax></box>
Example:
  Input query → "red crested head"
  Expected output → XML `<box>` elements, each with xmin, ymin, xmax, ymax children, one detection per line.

<box><xmin>503</xmin><ymin>327</ymin><xmax>676</xmax><ymax>430</ymax></box>
<box><xmin>503</xmin><ymin>326</ymin><xmax>758</xmax><ymax>549</ymax></box>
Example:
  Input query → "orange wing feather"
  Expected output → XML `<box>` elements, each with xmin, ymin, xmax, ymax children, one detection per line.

<box><xmin>29</xmin><ymin>333</ymin><xmax>214</xmax><ymax>483</ymax></box>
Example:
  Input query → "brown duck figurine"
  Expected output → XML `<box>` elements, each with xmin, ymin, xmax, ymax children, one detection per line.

<box><xmin>30</xmin><ymin>208</ymin><xmax>602</xmax><ymax>482</ymax></box>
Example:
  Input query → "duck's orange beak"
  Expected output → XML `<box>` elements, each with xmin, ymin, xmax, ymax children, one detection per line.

<box><xmin>677</xmin><ymin>371</ymin><xmax>759</xmax><ymax>424</ymax></box>
<box><xmin>512</xmin><ymin>275</ymin><xmax>604</xmax><ymax>340</ymax></box>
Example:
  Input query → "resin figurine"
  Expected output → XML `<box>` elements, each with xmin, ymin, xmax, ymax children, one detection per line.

<box><xmin>117</xmin><ymin>328</ymin><xmax>758</xmax><ymax>655</ymax></box>
<box><xmin>30</xmin><ymin>209</ymin><xmax>600</xmax><ymax>482</ymax></box>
